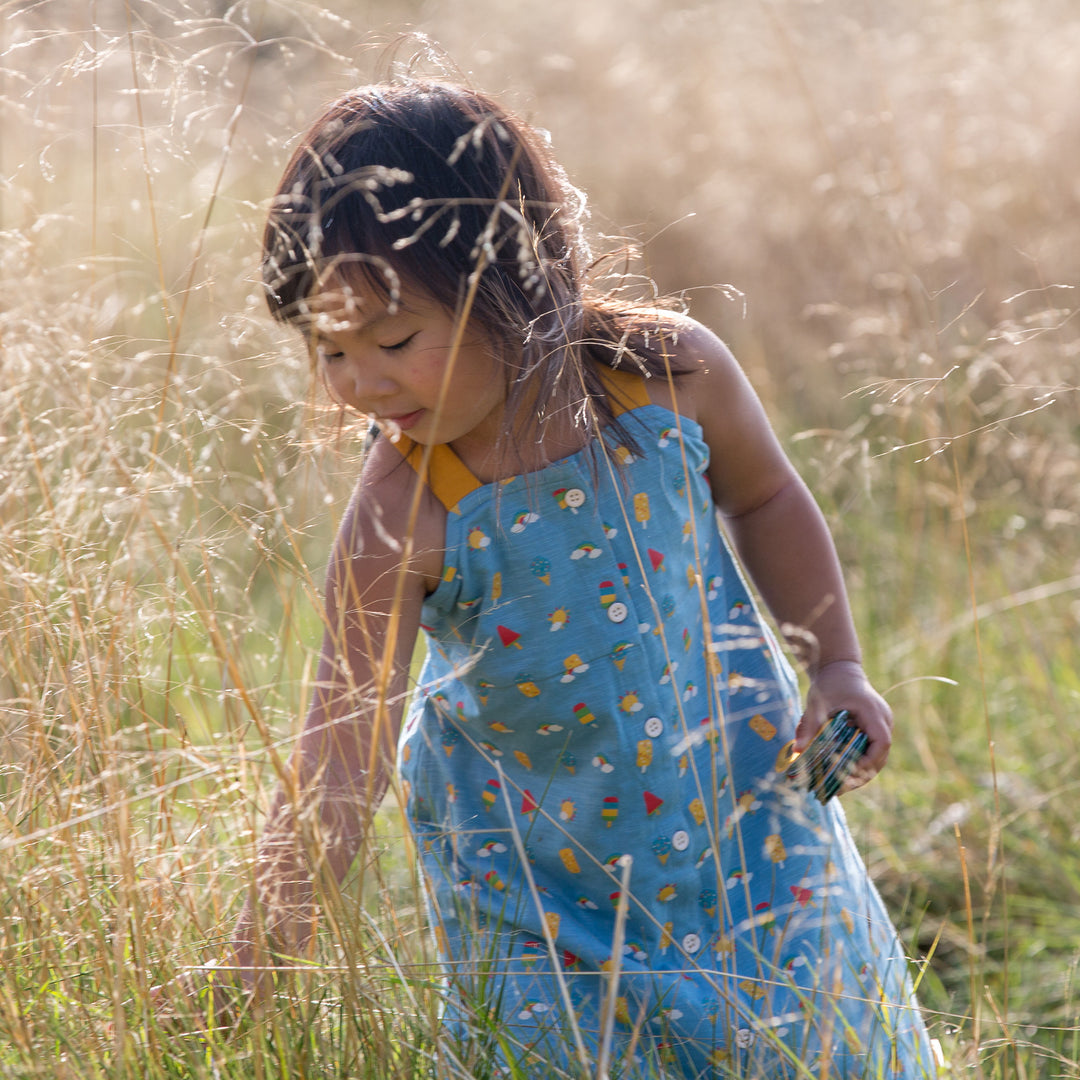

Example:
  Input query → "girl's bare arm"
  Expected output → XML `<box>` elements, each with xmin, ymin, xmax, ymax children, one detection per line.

<box><xmin>230</xmin><ymin>436</ymin><xmax>442</xmax><ymax>991</ymax></box>
<box><xmin>668</xmin><ymin>321</ymin><xmax>893</xmax><ymax>781</ymax></box>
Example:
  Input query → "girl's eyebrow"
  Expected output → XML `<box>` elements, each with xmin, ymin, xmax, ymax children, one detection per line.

<box><xmin>348</xmin><ymin>309</ymin><xmax>396</xmax><ymax>334</ymax></box>
<box><xmin>309</xmin><ymin>306</ymin><xmax>398</xmax><ymax>338</ymax></box>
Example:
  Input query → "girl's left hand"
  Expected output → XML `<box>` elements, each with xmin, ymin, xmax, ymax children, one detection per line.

<box><xmin>794</xmin><ymin>659</ymin><xmax>893</xmax><ymax>792</ymax></box>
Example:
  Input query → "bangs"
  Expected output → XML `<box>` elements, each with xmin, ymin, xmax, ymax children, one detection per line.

<box><xmin>262</xmin><ymin>156</ymin><xmax>417</xmax><ymax>325</ymax></box>
<box><xmin>261</xmin><ymin>83</ymin><xmax>585</xmax><ymax>339</ymax></box>
<box><xmin>262</xmin><ymin>87</ymin><xmax>494</xmax><ymax>326</ymax></box>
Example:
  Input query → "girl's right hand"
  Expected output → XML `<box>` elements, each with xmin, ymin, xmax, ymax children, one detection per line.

<box><xmin>151</xmin><ymin>957</ymin><xmax>256</xmax><ymax>1033</ymax></box>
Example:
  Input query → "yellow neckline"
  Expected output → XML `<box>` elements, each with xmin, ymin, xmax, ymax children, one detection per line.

<box><xmin>387</xmin><ymin>365</ymin><xmax>650</xmax><ymax>512</ymax></box>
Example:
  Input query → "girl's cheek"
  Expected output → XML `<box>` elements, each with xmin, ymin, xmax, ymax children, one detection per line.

<box><xmin>408</xmin><ymin>358</ymin><xmax>446</xmax><ymax>394</ymax></box>
<box><xmin>321</xmin><ymin>367</ymin><xmax>351</xmax><ymax>405</ymax></box>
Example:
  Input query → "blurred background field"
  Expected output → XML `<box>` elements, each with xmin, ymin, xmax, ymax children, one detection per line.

<box><xmin>1</xmin><ymin>0</ymin><xmax>1078</xmax><ymax>1075</ymax></box>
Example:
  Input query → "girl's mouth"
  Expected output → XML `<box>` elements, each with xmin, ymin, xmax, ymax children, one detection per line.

<box><xmin>384</xmin><ymin>409</ymin><xmax>423</xmax><ymax>431</ymax></box>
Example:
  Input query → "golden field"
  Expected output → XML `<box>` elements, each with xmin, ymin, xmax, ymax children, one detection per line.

<box><xmin>1</xmin><ymin>1</ymin><xmax>1078</xmax><ymax>1075</ymax></box>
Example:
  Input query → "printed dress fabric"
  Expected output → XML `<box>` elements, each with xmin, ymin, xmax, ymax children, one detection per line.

<box><xmin>395</xmin><ymin>370</ymin><xmax>935</xmax><ymax>1078</ymax></box>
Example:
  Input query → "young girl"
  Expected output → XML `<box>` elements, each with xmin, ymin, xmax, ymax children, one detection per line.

<box><xmin>230</xmin><ymin>80</ymin><xmax>936</xmax><ymax>1077</ymax></box>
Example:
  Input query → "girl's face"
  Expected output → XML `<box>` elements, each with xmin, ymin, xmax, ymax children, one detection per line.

<box><xmin>309</xmin><ymin>281</ymin><xmax>507</xmax><ymax>453</ymax></box>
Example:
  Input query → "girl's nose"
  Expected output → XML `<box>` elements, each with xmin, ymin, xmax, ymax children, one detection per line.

<box><xmin>352</xmin><ymin>362</ymin><xmax>398</xmax><ymax>401</ymax></box>
<box><xmin>341</xmin><ymin>352</ymin><xmax>397</xmax><ymax>402</ymax></box>
<box><xmin>322</xmin><ymin>353</ymin><xmax>394</xmax><ymax>411</ymax></box>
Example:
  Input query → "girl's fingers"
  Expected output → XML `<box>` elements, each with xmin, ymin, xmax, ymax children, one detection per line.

<box><xmin>791</xmin><ymin>698</ymin><xmax>892</xmax><ymax>799</ymax></box>
<box><xmin>792</xmin><ymin>707</ymin><xmax>829</xmax><ymax>753</ymax></box>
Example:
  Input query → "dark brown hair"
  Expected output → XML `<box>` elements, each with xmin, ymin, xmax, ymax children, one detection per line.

<box><xmin>262</xmin><ymin>80</ymin><xmax>688</xmax><ymax>454</ymax></box>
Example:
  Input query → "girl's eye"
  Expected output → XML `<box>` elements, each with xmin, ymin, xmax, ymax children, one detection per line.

<box><xmin>382</xmin><ymin>333</ymin><xmax>417</xmax><ymax>352</ymax></box>
<box><xmin>318</xmin><ymin>346</ymin><xmax>345</xmax><ymax>363</ymax></box>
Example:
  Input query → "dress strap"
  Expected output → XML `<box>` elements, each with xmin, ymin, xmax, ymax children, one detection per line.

<box><xmin>384</xmin><ymin>366</ymin><xmax>651</xmax><ymax>513</ymax></box>
<box><xmin>388</xmin><ymin>437</ymin><xmax>484</xmax><ymax>514</ymax></box>
<box><xmin>598</xmin><ymin>364</ymin><xmax>652</xmax><ymax>415</ymax></box>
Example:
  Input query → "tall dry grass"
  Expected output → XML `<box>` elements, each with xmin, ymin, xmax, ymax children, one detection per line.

<box><xmin>1</xmin><ymin>0</ymin><xmax>1078</xmax><ymax>1076</ymax></box>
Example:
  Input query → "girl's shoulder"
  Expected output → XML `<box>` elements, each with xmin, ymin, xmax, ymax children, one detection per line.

<box><xmin>344</xmin><ymin>432</ymin><xmax>447</xmax><ymax>593</ymax></box>
<box><xmin>613</xmin><ymin>308</ymin><xmax>799</xmax><ymax>518</ymax></box>
<box><xmin>618</xmin><ymin>311</ymin><xmax>795</xmax><ymax>520</ymax></box>
<box><xmin>619</xmin><ymin>309</ymin><xmax>741</xmax><ymax>426</ymax></box>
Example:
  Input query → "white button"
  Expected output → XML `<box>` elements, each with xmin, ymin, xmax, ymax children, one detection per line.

<box><xmin>564</xmin><ymin>488</ymin><xmax>586</xmax><ymax>508</ymax></box>
<box><xmin>672</xmin><ymin>830</ymin><xmax>690</xmax><ymax>851</ymax></box>
<box><xmin>644</xmin><ymin>717</ymin><xmax>664</xmax><ymax>738</ymax></box>
<box><xmin>736</xmin><ymin>1028</ymin><xmax>755</xmax><ymax>1048</ymax></box>
<box><xmin>607</xmin><ymin>602</ymin><xmax>628</xmax><ymax>623</ymax></box>
<box><xmin>681</xmin><ymin>933</ymin><xmax>701</xmax><ymax>953</ymax></box>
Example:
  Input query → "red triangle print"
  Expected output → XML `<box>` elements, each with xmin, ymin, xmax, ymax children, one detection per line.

<box><xmin>498</xmin><ymin>625</ymin><xmax>522</xmax><ymax>648</ymax></box>
<box><xmin>521</xmin><ymin>790</ymin><xmax>539</xmax><ymax>814</ymax></box>
<box><xmin>648</xmin><ymin>549</ymin><xmax>665</xmax><ymax>572</ymax></box>
<box><xmin>643</xmin><ymin>791</ymin><xmax>664</xmax><ymax>816</ymax></box>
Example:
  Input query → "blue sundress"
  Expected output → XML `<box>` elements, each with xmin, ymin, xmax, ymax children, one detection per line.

<box><xmin>394</xmin><ymin>368</ymin><xmax>935</xmax><ymax>1078</ymax></box>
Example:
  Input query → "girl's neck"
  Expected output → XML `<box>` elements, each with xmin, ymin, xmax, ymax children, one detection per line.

<box><xmin>450</xmin><ymin>394</ymin><xmax>594</xmax><ymax>485</ymax></box>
